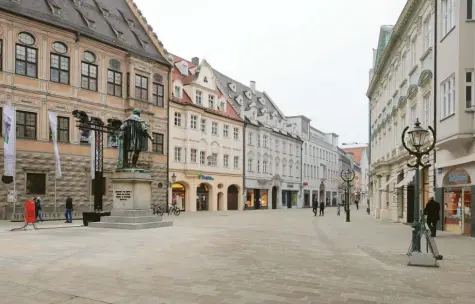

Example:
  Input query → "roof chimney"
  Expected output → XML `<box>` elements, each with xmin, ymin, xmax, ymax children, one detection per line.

<box><xmin>250</xmin><ymin>81</ymin><xmax>256</xmax><ymax>94</ymax></box>
<box><xmin>191</xmin><ymin>57</ymin><xmax>199</xmax><ymax>66</ymax></box>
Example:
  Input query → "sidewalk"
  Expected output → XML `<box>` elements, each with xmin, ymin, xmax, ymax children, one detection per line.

<box><xmin>0</xmin><ymin>220</ymin><xmax>83</xmax><ymax>232</ymax></box>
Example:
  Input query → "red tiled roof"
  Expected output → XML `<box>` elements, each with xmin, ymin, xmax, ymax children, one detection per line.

<box><xmin>342</xmin><ymin>147</ymin><xmax>365</xmax><ymax>165</ymax></box>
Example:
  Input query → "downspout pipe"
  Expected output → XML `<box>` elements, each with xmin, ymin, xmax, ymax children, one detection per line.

<box><xmin>368</xmin><ymin>98</ymin><xmax>372</xmax><ymax>206</ymax></box>
<box><xmin>300</xmin><ymin>140</ymin><xmax>303</xmax><ymax>207</ymax></box>
<box><xmin>166</xmin><ymin>68</ymin><xmax>171</xmax><ymax>213</ymax></box>
<box><xmin>432</xmin><ymin>0</ymin><xmax>438</xmax><ymax>192</ymax></box>
<box><xmin>242</xmin><ymin>122</ymin><xmax>247</xmax><ymax>210</ymax></box>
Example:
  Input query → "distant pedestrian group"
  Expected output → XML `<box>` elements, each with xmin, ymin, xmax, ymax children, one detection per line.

<box><xmin>312</xmin><ymin>197</ymin><xmax>325</xmax><ymax>216</ymax></box>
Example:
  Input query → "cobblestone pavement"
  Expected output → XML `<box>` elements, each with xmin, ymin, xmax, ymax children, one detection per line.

<box><xmin>0</xmin><ymin>208</ymin><xmax>474</xmax><ymax>304</ymax></box>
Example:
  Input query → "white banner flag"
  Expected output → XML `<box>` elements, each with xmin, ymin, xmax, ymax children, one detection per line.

<box><xmin>3</xmin><ymin>105</ymin><xmax>15</xmax><ymax>178</ymax></box>
<box><xmin>89</xmin><ymin>130</ymin><xmax>95</xmax><ymax>178</ymax></box>
<box><xmin>48</xmin><ymin>111</ymin><xmax>62</xmax><ymax>179</ymax></box>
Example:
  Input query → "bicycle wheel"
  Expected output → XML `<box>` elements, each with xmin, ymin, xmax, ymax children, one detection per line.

<box><xmin>159</xmin><ymin>208</ymin><xmax>164</xmax><ymax>216</ymax></box>
<box><xmin>174</xmin><ymin>209</ymin><xmax>181</xmax><ymax>216</ymax></box>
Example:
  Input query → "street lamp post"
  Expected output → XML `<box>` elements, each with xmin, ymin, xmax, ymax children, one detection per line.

<box><xmin>340</xmin><ymin>168</ymin><xmax>355</xmax><ymax>222</ymax></box>
<box><xmin>401</xmin><ymin>118</ymin><xmax>435</xmax><ymax>252</ymax></box>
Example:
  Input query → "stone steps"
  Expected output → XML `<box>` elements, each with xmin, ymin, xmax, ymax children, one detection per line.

<box><xmin>89</xmin><ymin>221</ymin><xmax>173</xmax><ymax>230</ymax></box>
<box><xmin>88</xmin><ymin>209</ymin><xmax>173</xmax><ymax>230</ymax></box>
<box><xmin>102</xmin><ymin>215</ymin><xmax>162</xmax><ymax>223</ymax></box>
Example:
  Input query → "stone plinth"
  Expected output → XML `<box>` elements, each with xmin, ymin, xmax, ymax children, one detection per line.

<box><xmin>89</xmin><ymin>170</ymin><xmax>172</xmax><ymax>230</ymax></box>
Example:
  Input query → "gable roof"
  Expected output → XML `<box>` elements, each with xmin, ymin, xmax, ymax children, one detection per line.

<box><xmin>170</xmin><ymin>55</ymin><xmax>241</xmax><ymax>122</ymax></box>
<box><xmin>0</xmin><ymin>0</ymin><xmax>169</xmax><ymax>65</ymax></box>
<box><xmin>213</xmin><ymin>69</ymin><xmax>285</xmax><ymax>120</ymax></box>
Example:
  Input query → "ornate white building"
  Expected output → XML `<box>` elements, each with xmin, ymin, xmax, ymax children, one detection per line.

<box><xmin>214</xmin><ymin>70</ymin><xmax>303</xmax><ymax>209</ymax></box>
<box><xmin>367</xmin><ymin>0</ymin><xmax>435</xmax><ymax>222</ymax></box>
<box><xmin>168</xmin><ymin>55</ymin><xmax>244</xmax><ymax>212</ymax></box>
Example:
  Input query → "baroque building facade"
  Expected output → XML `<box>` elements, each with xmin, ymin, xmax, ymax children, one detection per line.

<box><xmin>168</xmin><ymin>55</ymin><xmax>244</xmax><ymax>212</ymax></box>
<box><xmin>0</xmin><ymin>0</ymin><xmax>170</xmax><ymax>220</ymax></box>
<box><xmin>367</xmin><ymin>0</ymin><xmax>435</xmax><ymax>223</ymax></box>
<box><xmin>287</xmin><ymin>116</ymin><xmax>340</xmax><ymax>207</ymax></box>
<box><xmin>214</xmin><ymin>70</ymin><xmax>303</xmax><ymax>209</ymax></box>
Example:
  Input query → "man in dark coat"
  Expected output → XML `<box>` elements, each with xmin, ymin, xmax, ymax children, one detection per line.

<box><xmin>319</xmin><ymin>200</ymin><xmax>325</xmax><ymax>216</ymax></box>
<box><xmin>424</xmin><ymin>197</ymin><xmax>440</xmax><ymax>237</ymax></box>
<box><xmin>312</xmin><ymin>197</ymin><xmax>318</xmax><ymax>216</ymax></box>
<box><xmin>65</xmin><ymin>196</ymin><xmax>73</xmax><ymax>223</ymax></box>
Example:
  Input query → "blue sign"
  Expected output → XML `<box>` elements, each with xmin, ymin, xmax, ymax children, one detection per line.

<box><xmin>198</xmin><ymin>173</ymin><xmax>214</xmax><ymax>180</ymax></box>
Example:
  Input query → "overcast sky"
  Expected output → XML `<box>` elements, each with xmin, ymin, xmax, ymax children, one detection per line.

<box><xmin>135</xmin><ymin>0</ymin><xmax>407</xmax><ymax>145</ymax></box>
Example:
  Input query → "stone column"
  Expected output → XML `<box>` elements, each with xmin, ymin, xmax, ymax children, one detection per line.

<box><xmin>375</xmin><ymin>178</ymin><xmax>381</xmax><ymax>219</ymax></box>
<box><xmin>380</xmin><ymin>176</ymin><xmax>389</xmax><ymax>221</ymax></box>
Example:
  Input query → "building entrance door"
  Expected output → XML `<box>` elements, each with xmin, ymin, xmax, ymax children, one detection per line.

<box><xmin>254</xmin><ymin>189</ymin><xmax>261</xmax><ymax>209</ymax></box>
<box><xmin>272</xmin><ymin>186</ymin><xmax>277</xmax><ymax>209</ymax></box>
<box><xmin>197</xmin><ymin>183</ymin><xmax>209</xmax><ymax>211</ymax></box>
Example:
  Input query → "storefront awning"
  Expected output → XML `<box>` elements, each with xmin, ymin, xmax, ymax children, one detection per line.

<box><xmin>395</xmin><ymin>170</ymin><xmax>416</xmax><ymax>188</ymax></box>
<box><xmin>378</xmin><ymin>176</ymin><xmax>396</xmax><ymax>191</ymax></box>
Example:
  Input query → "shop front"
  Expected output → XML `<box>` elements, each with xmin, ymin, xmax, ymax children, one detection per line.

<box><xmin>281</xmin><ymin>183</ymin><xmax>299</xmax><ymax>208</ymax></box>
<box><xmin>245</xmin><ymin>189</ymin><xmax>268</xmax><ymax>210</ymax></box>
<box><xmin>168</xmin><ymin>171</ymin><xmax>243</xmax><ymax>212</ymax></box>
<box><xmin>440</xmin><ymin>168</ymin><xmax>473</xmax><ymax>236</ymax></box>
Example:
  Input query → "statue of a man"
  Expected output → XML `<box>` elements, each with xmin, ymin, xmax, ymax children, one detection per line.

<box><xmin>117</xmin><ymin>108</ymin><xmax>153</xmax><ymax>169</ymax></box>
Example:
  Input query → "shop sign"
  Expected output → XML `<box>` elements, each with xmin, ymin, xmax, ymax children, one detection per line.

<box><xmin>198</xmin><ymin>173</ymin><xmax>214</xmax><ymax>180</ymax></box>
<box><xmin>444</xmin><ymin>168</ymin><xmax>471</xmax><ymax>186</ymax></box>
<box><xmin>303</xmin><ymin>182</ymin><xmax>308</xmax><ymax>186</ymax></box>
<box><xmin>287</xmin><ymin>184</ymin><xmax>294</xmax><ymax>188</ymax></box>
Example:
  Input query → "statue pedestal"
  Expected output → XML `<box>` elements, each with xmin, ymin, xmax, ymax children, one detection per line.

<box><xmin>89</xmin><ymin>170</ymin><xmax>173</xmax><ymax>230</ymax></box>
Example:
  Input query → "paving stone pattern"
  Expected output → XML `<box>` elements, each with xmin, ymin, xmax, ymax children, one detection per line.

<box><xmin>0</xmin><ymin>208</ymin><xmax>474</xmax><ymax>303</ymax></box>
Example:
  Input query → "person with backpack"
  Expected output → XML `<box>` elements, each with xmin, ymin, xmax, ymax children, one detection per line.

<box><xmin>35</xmin><ymin>197</ymin><xmax>44</xmax><ymax>222</ymax></box>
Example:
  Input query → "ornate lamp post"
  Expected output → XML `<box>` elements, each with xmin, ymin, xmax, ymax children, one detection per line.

<box><xmin>340</xmin><ymin>168</ymin><xmax>355</xmax><ymax>222</ymax></box>
<box><xmin>401</xmin><ymin>118</ymin><xmax>435</xmax><ymax>252</ymax></box>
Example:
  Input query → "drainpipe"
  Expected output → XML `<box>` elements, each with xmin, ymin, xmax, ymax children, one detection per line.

<box><xmin>300</xmin><ymin>140</ymin><xmax>303</xmax><ymax>207</ymax></box>
<box><xmin>166</xmin><ymin>68</ymin><xmax>171</xmax><ymax>214</ymax></box>
<box><xmin>242</xmin><ymin>121</ymin><xmax>247</xmax><ymax>210</ymax></box>
<box><xmin>432</xmin><ymin>0</ymin><xmax>438</xmax><ymax>193</ymax></box>
<box><xmin>368</xmin><ymin>98</ymin><xmax>372</xmax><ymax>206</ymax></box>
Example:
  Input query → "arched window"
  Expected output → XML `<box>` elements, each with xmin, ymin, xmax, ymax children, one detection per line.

<box><xmin>16</xmin><ymin>32</ymin><xmax>37</xmax><ymax>77</ymax></box>
<box><xmin>82</xmin><ymin>51</ymin><xmax>98</xmax><ymax>91</ymax></box>
<box><xmin>52</xmin><ymin>42</ymin><xmax>67</xmax><ymax>54</ymax></box>
<box><xmin>51</xmin><ymin>42</ymin><xmax>70</xmax><ymax>84</ymax></box>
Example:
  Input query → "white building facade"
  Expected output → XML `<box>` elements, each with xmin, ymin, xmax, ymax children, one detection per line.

<box><xmin>168</xmin><ymin>56</ymin><xmax>244</xmax><ymax>212</ymax></box>
<box><xmin>287</xmin><ymin>116</ymin><xmax>340</xmax><ymax>207</ymax></box>
<box><xmin>367</xmin><ymin>0</ymin><xmax>435</xmax><ymax>223</ymax></box>
<box><xmin>214</xmin><ymin>71</ymin><xmax>303</xmax><ymax>209</ymax></box>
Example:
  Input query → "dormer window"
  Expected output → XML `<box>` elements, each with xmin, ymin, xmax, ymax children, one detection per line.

<box><xmin>99</xmin><ymin>6</ymin><xmax>110</xmax><ymax>17</ymax></box>
<box><xmin>47</xmin><ymin>1</ymin><xmax>62</xmax><ymax>16</ymax></box>
<box><xmin>258</xmin><ymin>96</ymin><xmax>265</xmax><ymax>105</ymax></box>
<box><xmin>176</xmin><ymin>61</ymin><xmax>188</xmax><ymax>76</ymax></box>
<box><xmin>228</xmin><ymin>83</ymin><xmax>237</xmax><ymax>92</ymax></box>
<box><xmin>235</xmin><ymin>95</ymin><xmax>242</xmax><ymax>105</ymax></box>
<box><xmin>220</xmin><ymin>101</ymin><xmax>225</xmax><ymax>111</ymax></box>
<box><xmin>208</xmin><ymin>94</ymin><xmax>215</xmax><ymax>108</ymax></box>
<box><xmin>244</xmin><ymin>91</ymin><xmax>252</xmax><ymax>99</ymax></box>
<box><xmin>78</xmin><ymin>10</ymin><xmax>96</xmax><ymax>30</ymax></box>
<box><xmin>174</xmin><ymin>85</ymin><xmax>182</xmax><ymax>98</ymax></box>
<box><xmin>73</xmin><ymin>0</ymin><xmax>82</xmax><ymax>6</ymax></box>
<box><xmin>204</xmin><ymin>76</ymin><xmax>208</xmax><ymax>83</ymax></box>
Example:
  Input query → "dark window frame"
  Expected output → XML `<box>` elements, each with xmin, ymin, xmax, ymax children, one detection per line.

<box><xmin>15</xmin><ymin>43</ymin><xmax>38</xmax><ymax>78</ymax></box>
<box><xmin>49</xmin><ymin>116</ymin><xmax>70</xmax><ymax>143</ymax></box>
<box><xmin>81</xmin><ymin>61</ymin><xmax>98</xmax><ymax>91</ymax></box>
<box><xmin>26</xmin><ymin>173</ymin><xmax>46</xmax><ymax>195</ymax></box>
<box><xmin>469</xmin><ymin>0</ymin><xmax>473</xmax><ymax>19</ymax></box>
<box><xmin>135</xmin><ymin>74</ymin><xmax>148</xmax><ymax>101</ymax></box>
<box><xmin>50</xmin><ymin>53</ymin><xmax>70</xmax><ymax>84</ymax></box>
<box><xmin>107</xmin><ymin>69</ymin><xmax>123</xmax><ymax>97</ymax></box>
<box><xmin>152</xmin><ymin>133</ymin><xmax>164</xmax><ymax>154</ymax></box>
<box><xmin>0</xmin><ymin>40</ymin><xmax>3</xmax><ymax>71</ymax></box>
<box><xmin>16</xmin><ymin>110</ymin><xmax>37</xmax><ymax>140</ymax></box>
<box><xmin>152</xmin><ymin>82</ymin><xmax>164</xmax><ymax>107</ymax></box>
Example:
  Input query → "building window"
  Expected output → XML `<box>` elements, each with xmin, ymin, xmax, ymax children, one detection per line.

<box><xmin>220</xmin><ymin>101</ymin><xmax>225</xmax><ymax>111</ymax></box>
<box><xmin>234</xmin><ymin>156</ymin><xmax>239</xmax><ymax>169</ymax></box>
<box><xmin>152</xmin><ymin>133</ymin><xmax>164</xmax><ymax>154</ymax></box>
<box><xmin>423</xmin><ymin>94</ymin><xmax>431</xmax><ymax>128</ymax></box>
<box><xmin>200</xmin><ymin>151</ymin><xmax>205</xmax><ymax>165</ymax></box>
<box><xmin>263</xmin><ymin>135</ymin><xmax>268</xmax><ymax>147</ymax></box>
<box><xmin>196</xmin><ymin>90</ymin><xmax>202</xmax><ymax>105</ymax></box>
<box><xmin>152</xmin><ymin>83</ymin><xmax>164</xmax><ymax>107</ymax></box>
<box><xmin>257</xmin><ymin>135</ymin><xmax>261</xmax><ymax>147</ymax></box>
<box><xmin>190</xmin><ymin>115</ymin><xmax>197</xmax><ymax>129</ymax></box>
<box><xmin>410</xmin><ymin>36</ymin><xmax>417</xmax><ymax>68</ymax></box>
<box><xmin>174</xmin><ymin>147</ymin><xmax>182</xmax><ymax>162</ymax></box>
<box><xmin>441</xmin><ymin>75</ymin><xmax>455</xmax><ymax>118</ymax></box>
<box><xmin>16</xmin><ymin>111</ymin><xmax>36</xmax><ymax>139</ymax></box>
<box><xmin>223</xmin><ymin>154</ymin><xmax>229</xmax><ymax>168</ymax></box>
<box><xmin>50</xmin><ymin>53</ymin><xmax>70</xmax><ymax>84</ymax></box>
<box><xmin>257</xmin><ymin>160</ymin><xmax>261</xmax><ymax>173</ymax></box>
<box><xmin>174</xmin><ymin>112</ymin><xmax>182</xmax><ymax>127</ymax></box>
<box><xmin>0</xmin><ymin>40</ymin><xmax>3</xmax><ymax>71</ymax></box>
<box><xmin>174</xmin><ymin>85</ymin><xmax>182</xmax><ymax>98</ymax></box>
<box><xmin>210</xmin><ymin>153</ymin><xmax>218</xmax><ymax>167</ymax></box>
<box><xmin>401</xmin><ymin>52</ymin><xmax>406</xmax><ymax>77</ymax></box>
<box><xmin>16</xmin><ymin>44</ymin><xmax>37</xmax><ymax>78</ymax></box>
<box><xmin>208</xmin><ymin>95</ymin><xmax>215</xmax><ymax>108</ymax></box>
<box><xmin>442</xmin><ymin>0</ymin><xmax>456</xmax><ymax>36</ymax></box>
<box><xmin>423</xmin><ymin>15</ymin><xmax>432</xmax><ymax>51</ymax></box>
<box><xmin>248</xmin><ymin>132</ymin><xmax>253</xmax><ymax>145</ymax></box>
<box><xmin>469</xmin><ymin>0</ymin><xmax>474</xmax><ymax>19</ymax></box>
<box><xmin>49</xmin><ymin>116</ymin><xmax>69</xmax><ymax>143</ymax></box>
<box><xmin>248</xmin><ymin>159</ymin><xmax>253</xmax><ymax>171</ymax></box>
<box><xmin>81</xmin><ymin>62</ymin><xmax>97</xmax><ymax>91</ymax></box>
<box><xmin>263</xmin><ymin>160</ymin><xmax>268</xmax><ymax>173</ymax></box>
<box><xmin>26</xmin><ymin>173</ymin><xmax>46</xmax><ymax>195</ymax></box>
<box><xmin>289</xmin><ymin>165</ymin><xmax>292</xmax><ymax>177</ymax></box>
<box><xmin>191</xmin><ymin>149</ymin><xmax>197</xmax><ymax>163</ymax></box>
<box><xmin>466</xmin><ymin>70</ymin><xmax>473</xmax><ymax>108</ymax></box>
<box><xmin>107</xmin><ymin>70</ymin><xmax>122</xmax><ymax>97</ymax></box>
<box><xmin>233</xmin><ymin>128</ymin><xmax>239</xmax><ymax>140</ymax></box>
<box><xmin>212</xmin><ymin>122</ymin><xmax>218</xmax><ymax>135</ymax></box>
<box><xmin>201</xmin><ymin>119</ymin><xmax>206</xmax><ymax>132</ymax></box>
<box><xmin>135</xmin><ymin>75</ymin><xmax>148</xmax><ymax>101</ymax></box>
<box><xmin>223</xmin><ymin>125</ymin><xmax>229</xmax><ymax>137</ymax></box>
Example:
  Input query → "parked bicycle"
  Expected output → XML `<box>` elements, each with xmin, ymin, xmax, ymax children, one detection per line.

<box><xmin>168</xmin><ymin>204</ymin><xmax>181</xmax><ymax>216</ymax></box>
<box><xmin>152</xmin><ymin>204</ymin><xmax>164</xmax><ymax>216</ymax></box>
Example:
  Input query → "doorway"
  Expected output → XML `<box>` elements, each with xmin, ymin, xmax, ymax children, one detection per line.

<box><xmin>172</xmin><ymin>183</ymin><xmax>186</xmax><ymax>211</ymax></box>
<box><xmin>272</xmin><ymin>186</ymin><xmax>277</xmax><ymax>209</ymax></box>
<box><xmin>227</xmin><ymin>185</ymin><xmax>238</xmax><ymax>210</ymax></box>
<box><xmin>217</xmin><ymin>192</ymin><xmax>224</xmax><ymax>211</ymax></box>
<box><xmin>197</xmin><ymin>183</ymin><xmax>209</xmax><ymax>211</ymax></box>
<box><xmin>406</xmin><ymin>183</ymin><xmax>414</xmax><ymax>223</ymax></box>
<box><xmin>304</xmin><ymin>192</ymin><xmax>310</xmax><ymax>208</ymax></box>
<box><xmin>254</xmin><ymin>189</ymin><xmax>261</xmax><ymax>209</ymax></box>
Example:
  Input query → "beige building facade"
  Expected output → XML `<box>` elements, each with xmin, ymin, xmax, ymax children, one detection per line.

<box><xmin>367</xmin><ymin>0</ymin><xmax>435</xmax><ymax>223</ymax></box>
<box><xmin>168</xmin><ymin>56</ymin><xmax>244</xmax><ymax>212</ymax></box>
<box><xmin>0</xmin><ymin>0</ymin><xmax>170</xmax><ymax>220</ymax></box>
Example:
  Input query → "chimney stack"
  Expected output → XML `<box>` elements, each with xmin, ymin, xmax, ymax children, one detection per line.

<box><xmin>250</xmin><ymin>81</ymin><xmax>256</xmax><ymax>93</ymax></box>
<box><xmin>191</xmin><ymin>57</ymin><xmax>199</xmax><ymax>66</ymax></box>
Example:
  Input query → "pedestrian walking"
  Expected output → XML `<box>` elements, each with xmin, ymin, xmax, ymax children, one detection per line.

<box><xmin>337</xmin><ymin>203</ymin><xmax>341</xmax><ymax>216</ymax></box>
<box><xmin>355</xmin><ymin>200</ymin><xmax>359</xmax><ymax>210</ymax></box>
<box><xmin>312</xmin><ymin>197</ymin><xmax>318</xmax><ymax>216</ymax></box>
<box><xmin>35</xmin><ymin>197</ymin><xmax>44</xmax><ymax>222</ymax></box>
<box><xmin>65</xmin><ymin>196</ymin><xmax>73</xmax><ymax>223</ymax></box>
<box><xmin>424</xmin><ymin>197</ymin><xmax>440</xmax><ymax>237</ymax></box>
<box><xmin>319</xmin><ymin>200</ymin><xmax>325</xmax><ymax>216</ymax></box>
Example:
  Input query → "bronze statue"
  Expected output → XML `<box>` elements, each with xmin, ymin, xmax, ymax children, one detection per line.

<box><xmin>117</xmin><ymin>108</ymin><xmax>153</xmax><ymax>169</ymax></box>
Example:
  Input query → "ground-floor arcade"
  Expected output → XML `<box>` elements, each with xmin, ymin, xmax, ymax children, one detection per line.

<box><xmin>245</xmin><ymin>175</ymin><xmax>302</xmax><ymax>209</ymax></box>
<box><xmin>169</xmin><ymin>170</ymin><xmax>243</xmax><ymax>212</ymax></box>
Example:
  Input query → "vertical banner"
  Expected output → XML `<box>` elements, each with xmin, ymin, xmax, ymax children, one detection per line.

<box><xmin>89</xmin><ymin>130</ymin><xmax>95</xmax><ymax>178</ymax></box>
<box><xmin>3</xmin><ymin>105</ymin><xmax>15</xmax><ymax>178</ymax></box>
<box><xmin>48</xmin><ymin>111</ymin><xmax>62</xmax><ymax>179</ymax></box>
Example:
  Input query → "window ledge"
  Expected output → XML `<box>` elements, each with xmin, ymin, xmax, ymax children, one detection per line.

<box><xmin>408</xmin><ymin>65</ymin><xmax>418</xmax><ymax>76</ymax></box>
<box><xmin>420</xmin><ymin>47</ymin><xmax>433</xmax><ymax>61</ymax></box>
<box><xmin>440</xmin><ymin>113</ymin><xmax>455</xmax><ymax>122</ymax></box>
<box><xmin>440</xmin><ymin>26</ymin><xmax>456</xmax><ymax>43</ymax></box>
<box><xmin>464</xmin><ymin>107</ymin><xmax>475</xmax><ymax>113</ymax></box>
<box><xmin>399</xmin><ymin>79</ymin><xmax>407</xmax><ymax>88</ymax></box>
